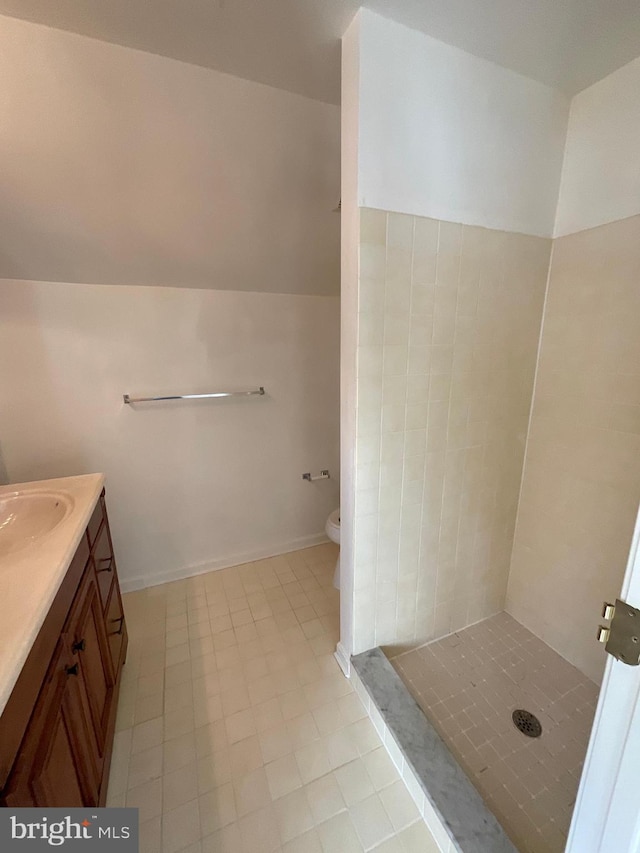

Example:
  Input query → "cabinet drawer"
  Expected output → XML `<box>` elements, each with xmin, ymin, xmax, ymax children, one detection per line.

<box><xmin>105</xmin><ymin>585</ymin><xmax>126</xmax><ymax>672</ymax></box>
<box><xmin>93</xmin><ymin>523</ymin><xmax>115</xmax><ymax>609</ymax></box>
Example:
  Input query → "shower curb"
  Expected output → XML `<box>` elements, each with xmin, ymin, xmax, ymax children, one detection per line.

<box><xmin>351</xmin><ymin>647</ymin><xmax>518</xmax><ymax>853</ymax></box>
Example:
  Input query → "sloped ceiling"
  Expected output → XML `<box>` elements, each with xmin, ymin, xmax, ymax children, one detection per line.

<box><xmin>0</xmin><ymin>0</ymin><xmax>639</xmax><ymax>104</ymax></box>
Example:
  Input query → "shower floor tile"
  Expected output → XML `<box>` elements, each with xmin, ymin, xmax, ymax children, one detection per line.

<box><xmin>391</xmin><ymin>612</ymin><xmax>599</xmax><ymax>853</ymax></box>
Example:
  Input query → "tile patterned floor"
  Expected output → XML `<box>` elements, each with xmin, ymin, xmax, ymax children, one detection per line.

<box><xmin>391</xmin><ymin>612</ymin><xmax>600</xmax><ymax>853</ymax></box>
<box><xmin>107</xmin><ymin>544</ymin><xmax>440</xmax><ymax>853</ymax></box>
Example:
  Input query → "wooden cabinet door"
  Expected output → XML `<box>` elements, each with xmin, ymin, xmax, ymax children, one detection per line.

<box><xmin>67</xmin><ymin>569</ymin><xmax>116</xmax><ymax>762</ymax></box>
<box><xmin>2</xmin><ymin>638</ymin><xmax>99</xmax><ymax>808</ymax></box>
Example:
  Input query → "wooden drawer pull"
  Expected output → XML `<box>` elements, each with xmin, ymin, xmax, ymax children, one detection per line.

<box><xmin>65</xmin><ymin>664</ymin><xmax>79</xmax><ymax>677</ymax></box>
<box><xmin>72</xmin><ymin>639</ymin><xmax>86</xmax><ymax>654</ymax></box>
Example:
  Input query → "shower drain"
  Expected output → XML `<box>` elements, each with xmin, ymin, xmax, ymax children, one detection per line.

<box><xmin>512</xmin><ymin>709</ymin><xmax>542</xmax><ymax>738</ymax></box>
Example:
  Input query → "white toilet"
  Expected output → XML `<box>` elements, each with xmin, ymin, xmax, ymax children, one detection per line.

<box><xmin>325</xmin><ymin>508</ymin><xmax>340</xmax><ymax>589</ymax></box>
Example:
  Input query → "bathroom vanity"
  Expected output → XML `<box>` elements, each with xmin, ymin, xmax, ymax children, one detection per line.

<box><xmin>0</xmin><ymin>475</ymin><xmax>127</xmax><ymax>807</ymax></box>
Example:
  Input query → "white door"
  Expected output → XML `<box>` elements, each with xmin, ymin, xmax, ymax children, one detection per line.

<box><xmin>566</xmin><ymin>502</ymin><xmax>640</xmax><ymax>853</ymax></box>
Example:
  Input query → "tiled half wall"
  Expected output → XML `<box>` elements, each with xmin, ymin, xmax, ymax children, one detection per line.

<box><xmin>352</xmin><ymin>209</ymin><xmax>551</xmax><ymax>654</ymax></box>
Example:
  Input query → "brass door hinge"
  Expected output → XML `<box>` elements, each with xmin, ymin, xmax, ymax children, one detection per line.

<box><xmin>598</xmin><ymin>599</ymin><xmax>640</xmax><ymax>666</ymax></box>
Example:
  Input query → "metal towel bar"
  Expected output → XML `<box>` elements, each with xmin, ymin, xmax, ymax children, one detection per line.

<box><xmin>123</xmin><ymin>387</ymin><xmax>265</xmax><ymax>404</ymax></box>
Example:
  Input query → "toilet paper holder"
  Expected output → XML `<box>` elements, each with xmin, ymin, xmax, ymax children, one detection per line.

<box><xmin>302</xmin><ymin>470</ymin><xmax>330</xmax><ymax>482</ymax></box>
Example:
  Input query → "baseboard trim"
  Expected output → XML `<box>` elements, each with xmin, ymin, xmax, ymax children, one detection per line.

<box><xmin>120</xmin><ymin>532</ymin><xmax>330</xmax><ymax>593</ymax></box>
<box><xmin>334</xmin><ymin>642</ymin><xmax>351</xmax><ymax>677</ymax></box>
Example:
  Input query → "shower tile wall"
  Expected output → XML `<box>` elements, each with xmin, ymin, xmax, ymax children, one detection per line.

<box><xmin>353</xmin><ymin>209</ymin><xmax>551</xmax><ymax>653</ymax></box>
<box><xmin>507</xmin><ymin>214</ymin><xmax>640</xmax><ymax>683</ymax></box>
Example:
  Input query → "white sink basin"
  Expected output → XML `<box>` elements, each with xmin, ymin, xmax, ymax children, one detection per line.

<box><xmin>0</xmin><ymin>491</ymin><xmax>75</xmax><ymax>557</ymax></box>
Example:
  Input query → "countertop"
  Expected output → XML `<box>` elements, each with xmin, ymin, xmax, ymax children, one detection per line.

<box><xmin>0</xmin><ymin>473</ymin><xmax>105</xmax><ymax>717</ymax></box>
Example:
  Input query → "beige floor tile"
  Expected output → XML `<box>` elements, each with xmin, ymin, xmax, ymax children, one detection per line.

<box><xmin>312</xmin><ymin>700</ymin><xmax>346</xmax><ymax>736</ymax></box>
<box><xmin>139</xmin><ymin>816</ymin><xmax>162</xmax><ymax>853</ymax></box>
<box><xmin>225</xmin><ymin>708</ymin><xmax>256</xmax><ymax>744</ymax></box>
<box><xmin>190</xmin><ymin>655</ymin><xmax>216</xmax><ymax>680</ymax></box>
<box><xmin>265</xmin><ymin>753</ymin><xmax>304</xmax><ymax>800</ymax></box>
<box><xmin>282</xmin><ymin>827</ymin><xmax>323</xmax><ymax>853</ymax></box>
<box><xmin>174</xmin><ymin>842</ymin><xmax>202</xmax><ymax>853</ymax></box>
<box><xmin>165</xmin><ymin>643</ymin><xmax>191</xmax><ymax>667</ymax></box>
<box><xmin>260</xmin><ymin>721</ymin><xmax>294</xmax><ymax>763</ymax></box>
<box><xmin>229</xmin><ymin>734</ymin><xmax>263</xmax><ymax>779</ymax></box>
<box><xmin>372</xmin><ymin>838</ymin><xmax>404</xmax><ymax>853</ymax></box>
<box><xmin>275</xmin><ymin>787</ymin><xmax>315</xmax><ymax>843</ymax></box>
<box><xmin>303</xmin><ymin>773</ymin><xmax>346</xmax><ymax>824</ymax></box>
<box><xmin>106</xmin><ymin>788</ymin><xmax>126</xmax><ymax>808</ymax></box>
<box><xmin>137</xmin><ymin>670</ymin><xmax>166</xmax><ymax>698</ymax></box>
<box><xmin>324</xmin><ymin>729</ymin><xmax>361</xmax><ymax>770</ymax></box>
<box><xmin>234</xmin><ymin>766</ymin><xmax>272</xmax><ymax>816</ymax></box>
<box><xmin>197</xmin><ymin>750</ymin><xmax>231</xmax><ymax>792</ymax></box>
<box><xmin>295</xmin><ymin>740</ymin><xmax>332</xmax><ymax>784</ymax></box>
<box><xmin>125</xmin><ymin>777</ymin><xmax>163</xmax><ymax>823</ymax></box>
<box><xmin>191</xmin><ymin>637</ymin><xmax>215</xmax><ymax>659</ymax></box>
<box><xmin>164</xmin><ymin>763</ymin><xmax>200</xmax><ymax>812</ymax></box>
<box><xmin>118</xmin><ymin>546</ymin><xmax>444</xmax><ymax>853</ymax></box>
<box><xmin>108</xmin><ymin>728</ymin><xmax>132</xmax><ymax>796</ymax></box>
<box><xmin>337</xmin><ymin>693</ymin><xmax>368</xmax><ymax>725</ymax></box>
<box><xmin>162</xmin><ymin>799</ymin><xmax>201</xmax><ymax>853</ymax></box>
<box><xmin>253</xmin><ymin>696</ymin><xmax>285</xmax><ymax>732</ymax></box>
<box><xmin>350</xmin><ymin>793</ymin><xmax>396</xmax><ymax>851</ymax></box>
<box><xmin>280</xmin><ymin>687</ymin><xmax>310</xmax><ymax>720</ymax></box>
<box><xmin>346</xmin><ymin>718</ymin><xmax>380</xmax><ymax>756</ymax></box>
<box><xmin>397</xmin><ymin>820</ymin><xmax>442</xmax><ymax>853</ymax></box>
<box><xmin>201</xmin><ymin>822</ymin><xmax>242</xmax><ymax>853</ymax></box>
<box><xmin>193</xmin><ymin>719</ymin><xmax>225</xmax><ymax>754</ymax></box>
<box><xmin>189</xmin><ymin>621</ymin><xmax>211</xmax><ymax>641</ymax></box>
<box><xmin>165</xmin><ymin>682</ymin><xmax>195</xmax><ymax>713</ymax></box>
<box><xmin>238</xmin><ymin>804</ymin><xmax>282</xmax><ymax>853</ymax></box>
<box><xmin>131</xmin><ymin>717</ymin><xmax>165</xmax><ymax>755</ymax></box>
<box><xmin>334</xmin><ymin>759</ymin><xmax>376</xmax><ymax>806</ymax></box>
<box><xmin>166</xmin><ymin>627</ymin><xmax>189</xmax><ymax>649</ymax></box>
<box><xmin>193</xmin><ymin>694</ymin><xmax>224</xmax><ymax>729</ymax></box>
<box><xmin>378</xmin><ymin>781</ymin><xmax>420</xmax><ymax>832</ymax></box>
<box><xmin>164</xmin><ymin>706</ymin><xmax>196</xmax><ymax>740</ymax></box>
<box><xmin>199</xmin><ymin>783</ymin><xmax>237</xmax><ymax>836</ymax></box>
<box><xmin>164</xmin><ymin>732</ymin><xmax>197</xmax><ymax>774</ymax></box>
<box><xmin>288</xmin><ymin>712</ymin><xmax>321</xmax><ymax>750</ymax></box>
<box><xmin>218</xmin><ymin>666</ymin><xmax>246</xmax><ymax>692</ymax></box>
<box><xmin>221</xmin><ymin>684</ymin><xmax>251</xmax><ymax>716</ymax></box>
<box><xmin>165</xmin><ymin>660</ymin><xmax>194</xmax><ymax>688</ymax></box>
<box><xmin>316</xmin><ymin>811</ymin><xmax>364</xmax><ymax>853</ymax></box>
<box><xmin>362</xmin><ymin>748</ymin><xmax>400</xmax><ymax>792</ymax></box>
<box><xmin>134</xmin><ymin>692</ymin><xmax>164</xmax><ymax>726</ymax></box>
<box><xmin>127</xmin><ymin>744</ymin><xmax>163</xmax><ymax>790</ymax></box>
<box><xmin>166</xmin><ymin>614</ymin><xmax>188</xmax><ymax>633</ymax></box>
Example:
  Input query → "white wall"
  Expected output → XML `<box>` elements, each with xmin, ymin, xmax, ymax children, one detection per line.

<box><xmin>0</xmin><ymin>15</ymin><xmax>341</xmax><ymax>591</ymax></box>
<box><xmin>356</xmin><ymin>10</ymin><xmax>569</xmax><ymax>238</ymax></box>
<box><xmin>0</xmin><ymin>281</ymin><xmax>340</xmax><ymax>590</ymax></box>
<box><xmin>338</xmin><ymin>13</ymin><xmax>361</xmax><ymax>671</ymax></box>
<box><xmin>554</xmin><ymin>56</ymin><xmax>640</xmax><ymax>237</ymax></box>
<box><xmin>0</xmin><ymin>14</ymin><xmax>340</xmax><ymax>295</ymax></box>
